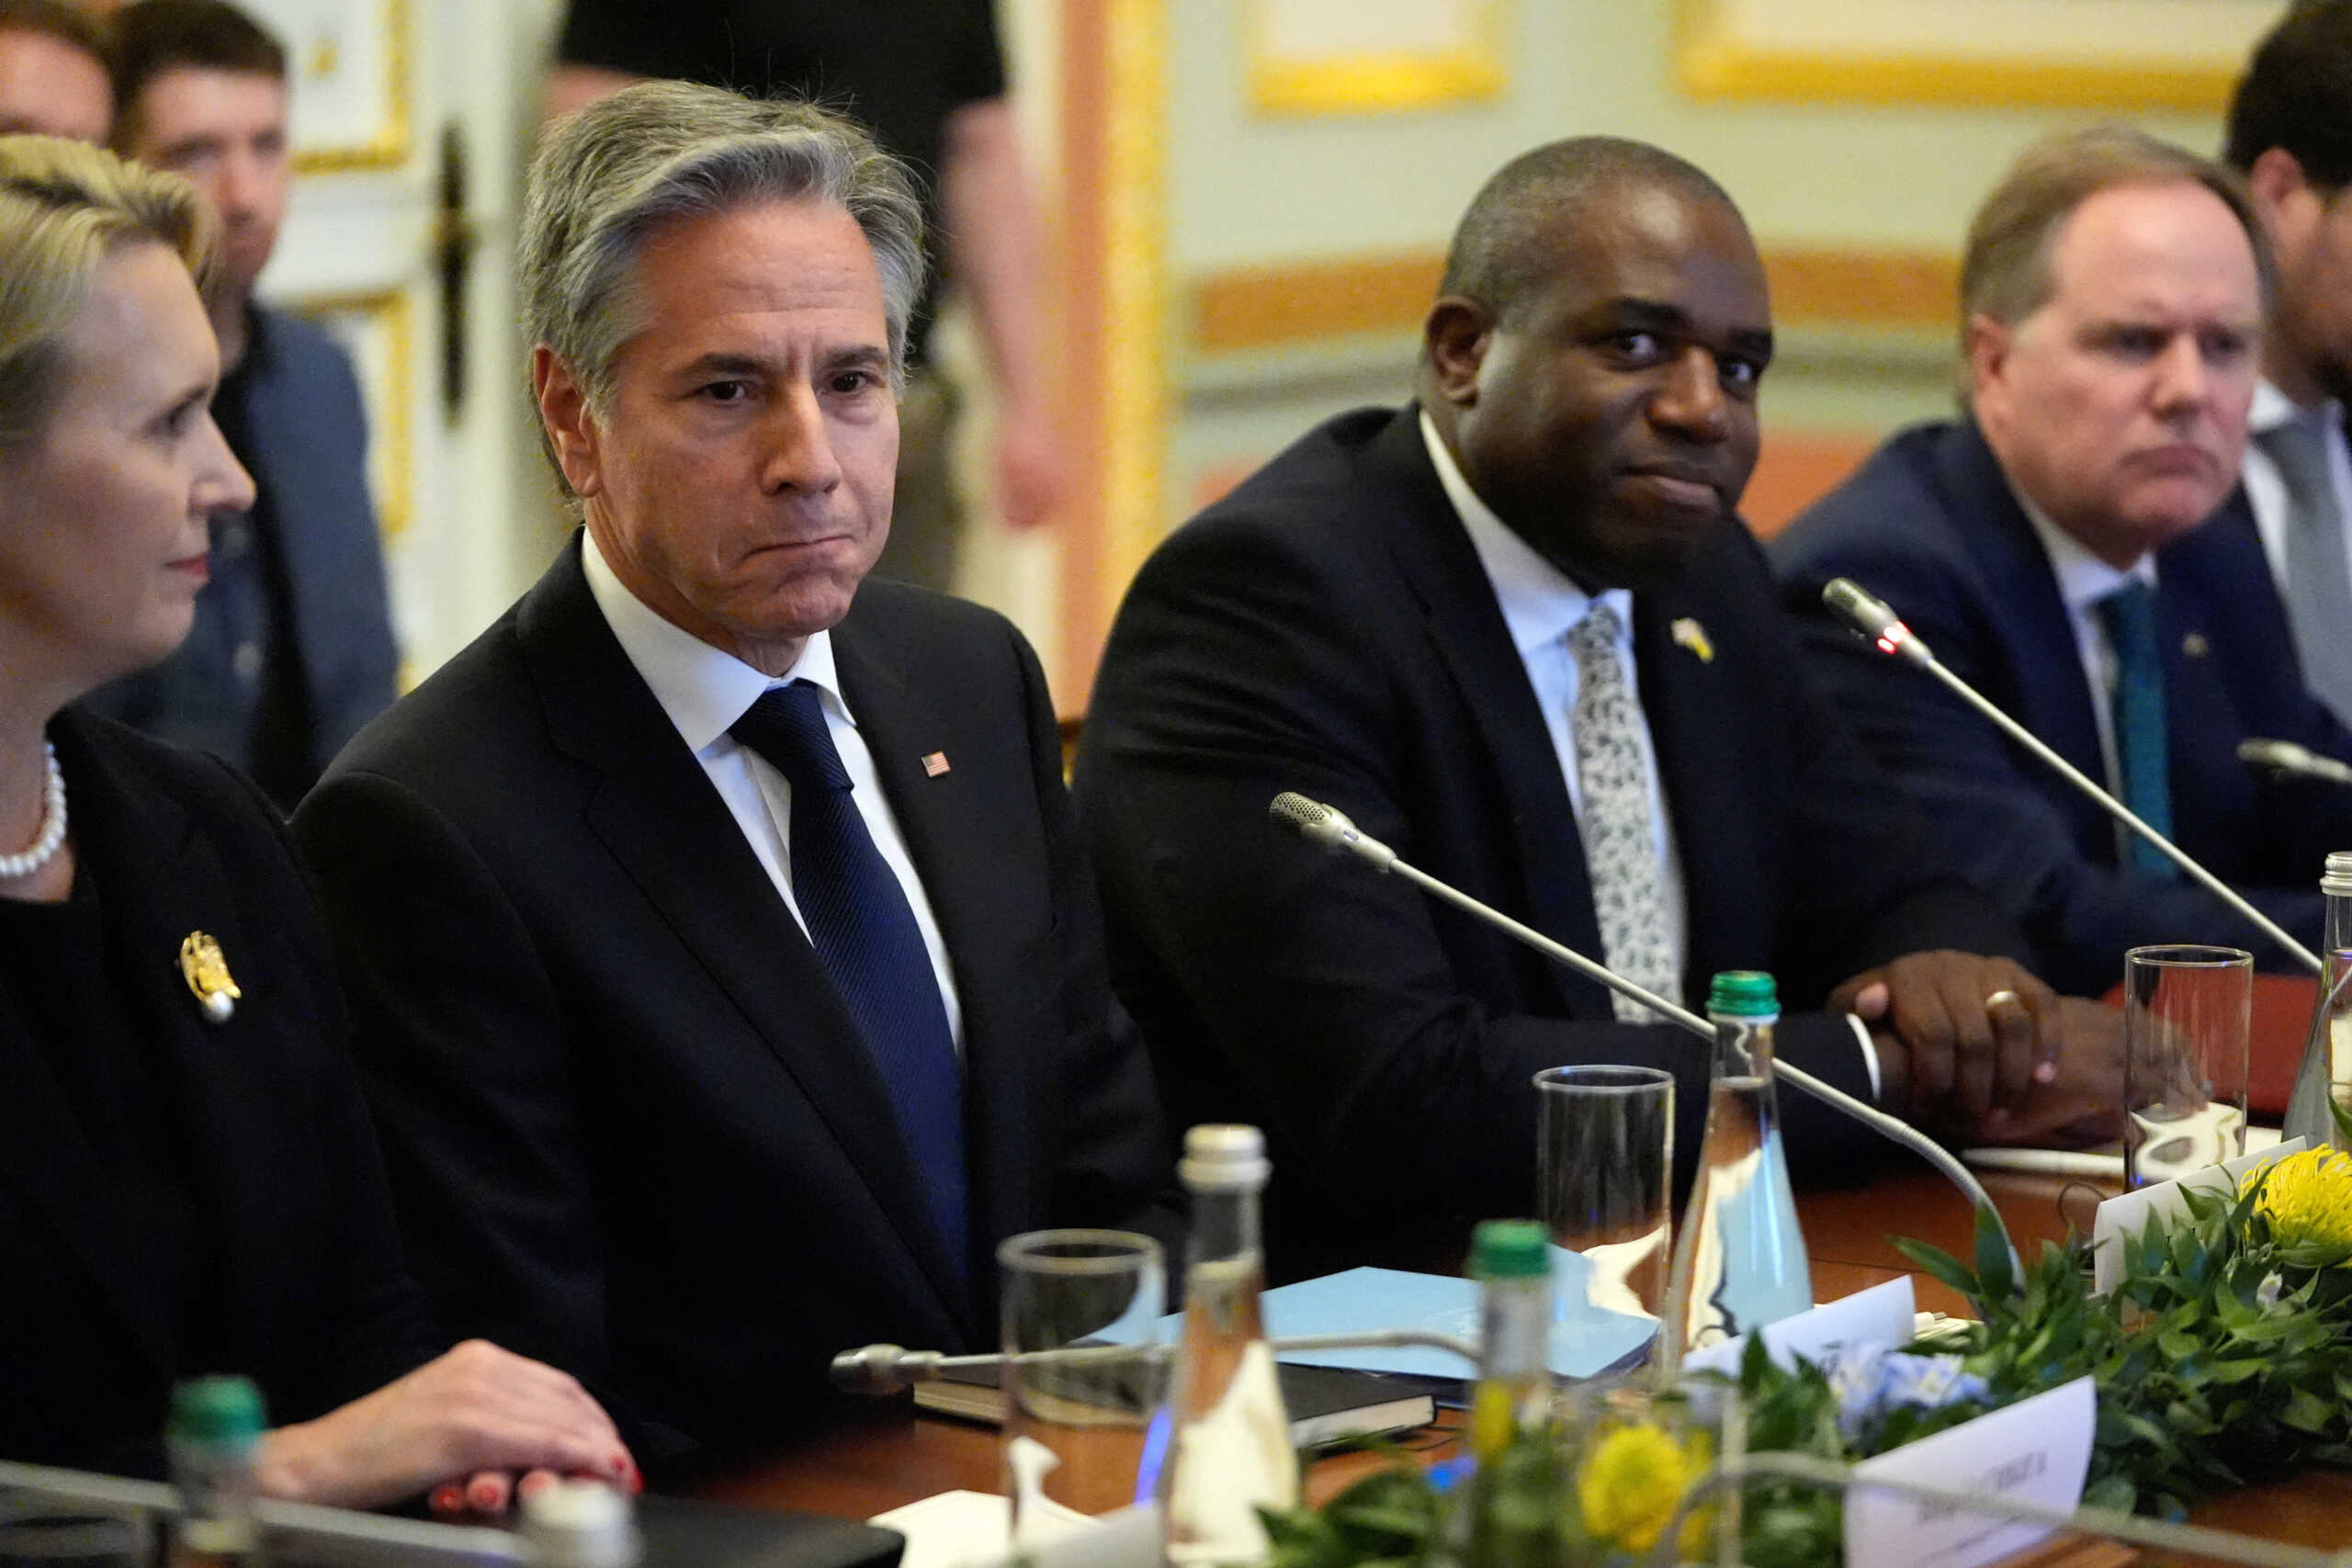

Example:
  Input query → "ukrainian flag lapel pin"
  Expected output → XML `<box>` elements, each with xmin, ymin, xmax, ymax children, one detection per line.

<box><xmin>179</xmin><ymin>932</ymin><xmax>241</xmax><ymax>1024</ymax></box>
<box><xmin>1671</xmin><ymin>616</ymin><xmax>1714</xmax><ymax>662</ymax></box>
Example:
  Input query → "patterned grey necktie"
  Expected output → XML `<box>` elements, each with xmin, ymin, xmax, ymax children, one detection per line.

<box><xmin>2256</xmin><ymin>412</ymin><xmax>2352</xmax><ymax>727</ymax></box>
<box><xmin>1566</xmin><ymin>602</ymin><xmax>1681</xmax><ymax>1021</ymax></box>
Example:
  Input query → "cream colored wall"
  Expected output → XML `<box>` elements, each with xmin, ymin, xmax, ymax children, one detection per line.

<box><xmin>1159</xmin><ymin>0</ymin><xmax>2256</xmax><ymax>530</ymax></box>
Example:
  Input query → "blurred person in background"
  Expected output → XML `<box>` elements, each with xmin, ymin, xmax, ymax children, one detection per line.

<box><xmin>1773</xmin><ymin>128</ymin><xmax>2352</xmax><ymax>998</ymax></box>
<box><xmin>81</xmin><ymin>0</ymin><xmax>397</xmax><ymax>810</ymax></box>
<box><xmin>2225</xmin><ymin>0</ymin><xmax>2352</xmax><ymax>727</ymax></box>
<box><xmin>0</xmin><ymin>132</ymin><xmax>630</xmax><ymax>1509</ymax></box>
<box><xmin>543</xmin><ymin>0</ymin><xmax>1067</xmax><ymax>592</ymax></box>
<box><xmin>0</xmin><ymin>0</ymin><xmax>109</xmax><ymax>142</ymax></box>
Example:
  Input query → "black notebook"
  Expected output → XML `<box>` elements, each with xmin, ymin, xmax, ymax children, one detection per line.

<box><xmin>911</xmin><ymin>1359</ymin><xmax>1442</xmax><ymax>1450</ymax></box>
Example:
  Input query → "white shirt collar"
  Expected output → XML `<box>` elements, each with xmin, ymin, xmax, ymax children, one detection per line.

<box><xmin>2010</xmin><ymin>484</ymin><xmax>2155</xmax><ymax>615</ymax></box>
<box><xmin>2252</xmin><ymin>377</ymin><xmax>2339</xmax><ymax>435</ymax></box>
<box><xmin>1418</xmin><ymin>409</ymin><xmax>1631</xmax><ymax>651</ymax></box>
<box><xmin>580</xmin><ymin>527</ymin><xmax>853</xmax><ymax>754</ymax></box>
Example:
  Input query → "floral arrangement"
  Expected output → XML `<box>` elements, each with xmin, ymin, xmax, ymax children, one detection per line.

<box><xmin>1261</xmin><ymin>1142</ymin><xmax>2352</xmax><ymax>1567</ymax></box>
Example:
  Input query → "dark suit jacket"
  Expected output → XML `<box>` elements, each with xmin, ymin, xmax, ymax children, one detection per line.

<box><xmin>1070</xmin><ymin>406</ymin><xmax>2026</xmax><ymax>1280</ymax></box>
<box><xmin>0</xmin><ymin>708</ymin><xmax>434</xmax><ymax>1472</ymax></box>
<box><xmin>85</xmin><ymin>306</ymin><xmax>399</xmax><ymax>799</ymax></box>
<box><xmin>290</xmin><ymin>540</ymin><xmax>1169</xmax><ymax>1457</ymax></box>
<box><xmin>1770</xmin><ymin>419</ymin><xmax>2352</xmax><ymax>996</ymax></box>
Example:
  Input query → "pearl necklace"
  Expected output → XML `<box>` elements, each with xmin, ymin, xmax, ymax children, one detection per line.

<box><xmin>0</xmin><ymin>741</ymin><xmax>67</xmax><ymax>882</ymax></box>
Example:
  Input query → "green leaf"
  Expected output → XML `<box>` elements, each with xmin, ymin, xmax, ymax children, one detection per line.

<box><xmin>1973</xmin><ymin>1202</ymin><xmax>2018</xmax><ymax>1302</ymax></box>
<box><xmin>1891</xmin><ymin>1236</ymin><xmax>1981</xmax><ymax>1302</ymax></box>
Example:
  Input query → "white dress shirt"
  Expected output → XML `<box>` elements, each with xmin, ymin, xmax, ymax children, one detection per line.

<box><xmin>2013</xmin><ymin>491</ymin><xmax>2159</xmax><ymax>813</ymax></box>
<box><xmin>1419</xmin><ymin>413</ymin><xmax>1885</xmax><ymax>1094</ymax></box>
<box><xmin>2244</xmin><ymin>378</ymin><xmax>2352</xmax><ymax>592</ymax></box>
<box><xmin>581</xmin><ymin>529</ymin><xmax>965</xmax><ymax>1047</ymax></box>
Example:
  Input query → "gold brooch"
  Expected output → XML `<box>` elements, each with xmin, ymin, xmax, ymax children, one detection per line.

<box><xmin>179</xmin><ymin>932</ymin><xmax>241</xmax><ymax>1024</ymax></box>
<box><xmin>1670</xmin><ymin>617</ymin><xmax>1714</xmax><ymax>662</ymax></box>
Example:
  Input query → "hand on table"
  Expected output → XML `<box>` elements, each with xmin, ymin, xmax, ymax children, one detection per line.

<box><xmin>1830</xmin><ymin>951</ymin><xmax>2062</xmax><ymax>1129</ymax></box>
<box><xmin>252</xmin><ymin>1339</ymin><xmax>635</xmax><ymax>1512</ymax></box>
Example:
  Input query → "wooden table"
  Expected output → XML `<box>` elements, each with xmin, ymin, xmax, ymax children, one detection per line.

<box><xmin>686</xmin><ymin>1163</ymin><xmax>2352</xmax><ymax>1557</ymax></box>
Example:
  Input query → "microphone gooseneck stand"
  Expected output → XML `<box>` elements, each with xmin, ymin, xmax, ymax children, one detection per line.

<box><xmin>1264</xmin><ymin>791</ymin><xmax>2022</xmax><ymax>1280</ymax></box>
<box><xmin>1819</xmin><ymin>578</ymin><xmax>2324</xmax><ymax>976</ymax></box>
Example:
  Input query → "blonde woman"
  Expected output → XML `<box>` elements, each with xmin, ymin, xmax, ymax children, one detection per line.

<box><xmin>0</xmin><ymin>135</ymin><xmax>634</xmax><ymax>1511</ymax></box>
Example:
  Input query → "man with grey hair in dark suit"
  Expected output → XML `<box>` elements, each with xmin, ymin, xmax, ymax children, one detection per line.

<box><xmin>294</xmin><ymin>82</ymin><xmax>1168</xmax><ymax>1461</ymax></box>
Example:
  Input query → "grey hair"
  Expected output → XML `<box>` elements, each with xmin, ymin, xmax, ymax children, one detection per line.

<box><xmin>519</xmin><ymin>80</ymin><xmax>927</xmax><ymax>419</ymax></box>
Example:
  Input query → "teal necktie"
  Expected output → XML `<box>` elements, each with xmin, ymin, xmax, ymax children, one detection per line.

<box><xmin>2093</xmin><ymin>581</ymin><xmax>2176</xmax><ymax>880</ymax></box>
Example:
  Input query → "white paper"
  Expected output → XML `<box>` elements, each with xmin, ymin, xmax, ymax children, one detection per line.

<box><xmin>1845</xmin><ymin>1375</ymin><xmax>2096</xmax><ymax>1568</ymax></box>
<box><xmin>868</xmin><ymin>1489</ymin><xmax>1091</xmax><ymax>1568</ymax></box>
<box><xmin>2091</xmin><ymin>1137</ymin><xmax>2308</xmax><ymax>1293</ymax></box>
<box><xmin>1681</xmin><ymin>1278</ymin><xmax>1916</xmax><ymax>1380</ymax></box>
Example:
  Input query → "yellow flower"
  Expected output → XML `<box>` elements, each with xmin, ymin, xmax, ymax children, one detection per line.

<box><xmin>2246</xmin><ymin>1145</ymin><xmax>2352</xmax><ymax>1250</ymax></box>
<box><xmin>1577</xmin><ymin>1422</ymin><xmax>1691</xmax><ymax>1554</ymax></box>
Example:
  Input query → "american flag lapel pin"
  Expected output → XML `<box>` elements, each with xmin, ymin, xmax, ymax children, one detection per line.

<box><xmin>922</xmin><ymin>750</ymin><xmax>951</xmax><ymax>777</ymax></box>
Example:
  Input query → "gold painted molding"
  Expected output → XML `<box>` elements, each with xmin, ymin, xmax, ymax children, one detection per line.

<box><xmin>290</xmin><ymin>0</ymin><xmax>413</xmax><ymax>174</ymax></box>
<box><xmin>1248</xmin><ymin>0</ymin><xmax>1504</xmax><ymax>116</ymax></box>
<box><xmin>1676</xmin><ymin>0</ymin><xmax>2245</xmax><ymax>112</ymax></box>
<box><xmin>1187</xmin><ymin>243</ymin><xmax>1957</xmax><ymax>354</ymax></box>
<box><xmin>1100</xmin><ymin>0</ymin><xmax>1170</xmax><ymax>623</ymax></box>
<box><xmin>287</xmin><ymin>286</ymin><xmax>416</xmax><ymax>538</ymax></box>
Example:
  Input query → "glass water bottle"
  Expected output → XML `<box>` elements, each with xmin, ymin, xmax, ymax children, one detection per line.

<box><xmin>1679</xmin><ymin>970</ymin><xmax>1812</xmax><ymax>1348</ymax></box>
<box><xmin>2285</xmin><ymin>852</ymin><xmax>2352</xmax><ymax>1149</ymax></box>
<box><xmin>1159</xmin><ymin>1124</ymin><xmax>1297</xmax><ymax>1566</ymax></box>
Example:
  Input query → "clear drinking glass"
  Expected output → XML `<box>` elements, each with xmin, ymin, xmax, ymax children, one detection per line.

<box><xmin>1534</xmin><ymin>1066</ymin><xmax>1675</xmax><ymax>1371</ymax></box>
<box><xmin>996</xmin><ymin>1229</ymin><xmax>1166</xmax><ymax>1548</ymax></box>
<box><xmin>2123</xmin><ymin>945</ymin><xmax>2253</xmax><ymax>1188</ymax></box>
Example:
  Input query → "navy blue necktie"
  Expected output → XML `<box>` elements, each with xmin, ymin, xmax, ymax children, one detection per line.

<box><xmin>2093</xmin><ymin>581</ymin><xmax>2177</xmax><ymax>881</ymax></box>
<box><xmin>731</xmin><ymin>681</ymin><xmax>969</xmax><ymax>1279</ymax></box>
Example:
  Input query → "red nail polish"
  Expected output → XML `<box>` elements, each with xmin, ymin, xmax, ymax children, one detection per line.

<box><xmin>431</xmin><ymin>1486</ymin><xmax>462</xmax><ymax>1515</ymax></box>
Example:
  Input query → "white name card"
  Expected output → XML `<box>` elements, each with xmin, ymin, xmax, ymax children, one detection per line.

<box><xmin>2091</xmin><ymin>1137</ymin><xmax>2308</xmax><ymax>1294</ymax></box>
<box><xmin>1681</xmin><ymin>1277</ymin><xmax>1916</xmax><ymax>1380</ymax></box>
<box><xmin>1844</xmin><ymin>1375</ymin><xmax>2096</xmax><ymax>1568</ymax></box>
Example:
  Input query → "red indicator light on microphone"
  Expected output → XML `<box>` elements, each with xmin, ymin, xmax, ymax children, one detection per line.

<box><xmin>1874</xmin><ymin>622</ymin><xmax>1912</xmax><ymax>656</ymax></box>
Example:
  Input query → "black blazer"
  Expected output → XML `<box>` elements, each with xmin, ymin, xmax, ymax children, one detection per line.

<box><xmin>0</xmin><ymin>709</ymin><xmax>434</xmax><ymax>1472</ymax></box>
<box><xmin>1770</xmin><ymin>420</ymin><xmax>2352</xmax><ymax>995</ymax></box>
<box><xmin>291</xmin><ymin>540</ymin><xmax>1169</xmax><ymax>1457</ymax></box>
<box><xmin>1072</xmin><ymin>406</ymin><xmax>2027</xmax><ymax>1278</ymax></box>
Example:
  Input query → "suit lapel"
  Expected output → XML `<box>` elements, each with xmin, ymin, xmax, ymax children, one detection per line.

<box><xmin>1632</xmin><ymin>581</ymin><xmax>1744</xmax><ymax>995</ymax></box>
<box><xmin>1368</xmin><ymin>412</ymin><xmax>1610</xmax><ymax>1016</ymax></box>
<box><xmin>1940</xmin><ymin>428</ymin><xmax>2108</xmax><ymax>784</ymax></box>
<box><xmin>514</xmin><ymin>544</ymin><xmax>970</xmax><ymax>1334</ymax></box>
<box><xmin>832</xmin><ymin>620</ymin><xmax>1024</xmax><ymax>1309</ymax></box>
<box><xmin>7</xmin><ymin>714</ymin><xmax>279</xmax><ymax>1382</ymax></box>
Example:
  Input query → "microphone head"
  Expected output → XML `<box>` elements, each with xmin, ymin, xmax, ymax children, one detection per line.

<box><xmin>830</xmin><ymin>1343</ymin><xmax>933</xmax><ymax>1394</ymax></box>
<box><xmin>1269</xmin><ymin>790</ymin><xmax>1343</xmax><ymax>848</ymax></box>
<box><xmin>1822</xmin><ymin>578</ymin><xmax>1930</xmax><ymax>664</ymax></box>
<box><xmin>1267</xmin><ymin>792</ymin><xmax>1396</xmax><ymax>871</ymax></box>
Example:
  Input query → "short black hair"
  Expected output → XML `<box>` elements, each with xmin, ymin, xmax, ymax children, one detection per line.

<box><xmin>1438</xmin><ymin>135</ymin><xmax>1740</xmax><ymax>324</ymax></box>
<box><xmin>2225</xmin><ymin>0</ymin><xmax>2352</xmax><ymax>189</ymax></box>
<box><xmin>0</xmin><ymin>0</ymin><xmax>107</xmax><ymax>64</ymax></box>
<box><xmin>108</xmin><ymin>0</ymin><xmax>284</xmax><ymax>151</ymax></box>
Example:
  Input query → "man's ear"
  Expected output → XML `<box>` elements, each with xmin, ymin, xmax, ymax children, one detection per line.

<box><xmin>1963</xmin><ymin>312</ymin><xmax>2011</xmax><ymax>407</ymax></box>
<box><xmin>2246</xmin><ymin>146</ymin><xmax>2312</xmax><ymax>219</ymax></box>
<box><xmin>1423</xmin><ymin>297</ymin><xmax>1495</xmax><ymax>407</ymax></box>
<box><xmin>534</xmin><ymin>344</ymin><xmax>605</xmax><ymax>500</ymax></box>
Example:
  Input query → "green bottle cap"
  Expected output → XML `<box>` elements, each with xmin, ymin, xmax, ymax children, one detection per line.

<box><xmin>1707</xmin><ymin>970</ymin><xmax>1779</xmax><ymax>1018</ymax></box>
<box><xmin>1470</xmin><ymin>1219</ymin><xmax>1548</xmax><ymax>1279</ymax></box>
<box><xmin>168</xmin><ymin>1375</ymin><xmax>266</xmax><ymax>1445</ymax></box>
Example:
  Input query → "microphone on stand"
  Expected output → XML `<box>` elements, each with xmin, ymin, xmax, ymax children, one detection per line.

<box><xmin>1821</xmin><ymin>579</ymin><xmax>2325</xmax><ymax>976</ymax></box>
<box><xmin>2239</xmin><ymin>738</ymin><xmax>2352</xmax><ymax>789</ymax></box>
<box><xmin>1264</xmin><ymin>791</ymin><xmax>2021</xmax><ymax>1274</ymax></box>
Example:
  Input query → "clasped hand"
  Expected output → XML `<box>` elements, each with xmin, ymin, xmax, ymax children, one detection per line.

<box><xmin>251</xmin><ymin>1339</ymin><xmax>636</xmax><ymax>1516</ymax></box>
<box><xmin>1830</xmin><ymin>951</ymin><xmax>2123</xmax><ymax>1145</ymax></box>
